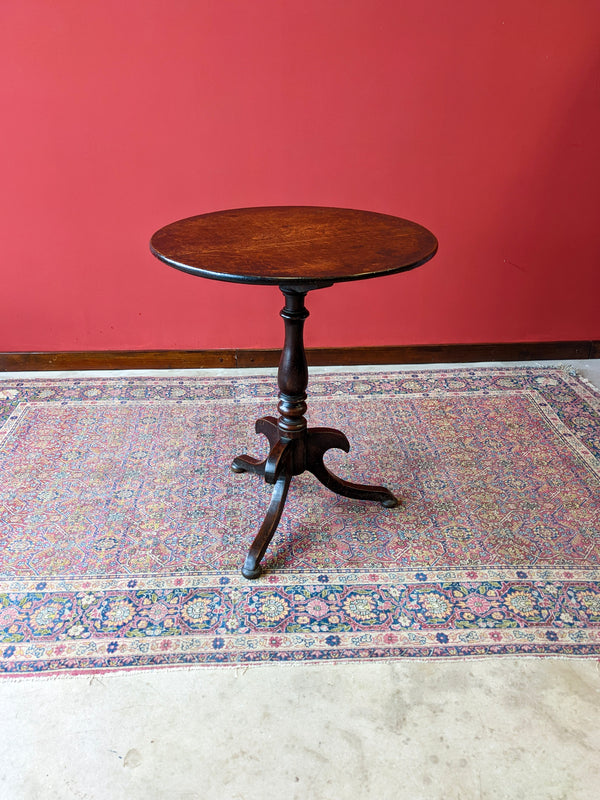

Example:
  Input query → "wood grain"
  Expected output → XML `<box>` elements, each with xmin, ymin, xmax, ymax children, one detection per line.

<box><xmin>150</xmin><ymin>206</ymin><xmax>438</xmax><ymax>286</ymax></box>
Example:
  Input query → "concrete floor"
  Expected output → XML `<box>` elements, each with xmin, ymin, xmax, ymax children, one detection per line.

<box><xmin>1</xmin><ymin>360</ymin><xmax>599</xmax><ymax>800</ymax></box>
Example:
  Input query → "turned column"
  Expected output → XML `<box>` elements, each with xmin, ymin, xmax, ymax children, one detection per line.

<box><xmin>276</xmin><ymin>290</ymin><xmax>310</xmax><ymax>475</ymax></box>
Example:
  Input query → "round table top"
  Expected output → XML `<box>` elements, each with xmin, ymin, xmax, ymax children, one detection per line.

<box><xmin>150</xmin><ymin>206</ymin><xmax>437</xmax><ymax>287</ymax></box>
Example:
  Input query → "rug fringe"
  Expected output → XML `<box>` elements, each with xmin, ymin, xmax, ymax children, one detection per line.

<box><xmin>2</xmin><ymin>652</ymin><xmax>600</xmax><ymax>683</ymax></box>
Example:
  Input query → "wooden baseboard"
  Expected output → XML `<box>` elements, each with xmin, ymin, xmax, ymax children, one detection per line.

<box><xmin>0</xmin><ymin>341</ymin><xmax>597</xmax><ymax>372</ymax></box>
<box><xmin>0</xmin><ymin>350</ymin><xmax>237</xmax><ymax>371</ymax></box>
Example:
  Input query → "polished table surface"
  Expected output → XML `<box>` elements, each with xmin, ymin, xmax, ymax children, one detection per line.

<box><xmin>150</xmin><ymin>206</ymin><xmax>438</xmax><ymax>578</ymax></box>
<box><xmin>150</xmin><ymin>206</ymin><xmax>438</xmax><ymax>287</ymax></box>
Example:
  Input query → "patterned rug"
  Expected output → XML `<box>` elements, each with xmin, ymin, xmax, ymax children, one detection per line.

<box><xmin>1</xmin><ymin>367</ymin><xmax>599</xmax><ymax>675</ymax></box>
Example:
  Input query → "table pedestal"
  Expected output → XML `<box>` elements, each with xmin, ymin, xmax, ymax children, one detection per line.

<box><xmin>232</xmin><ymin>288</ymin><xmax>398</xmax><ymax>579</ymax></box>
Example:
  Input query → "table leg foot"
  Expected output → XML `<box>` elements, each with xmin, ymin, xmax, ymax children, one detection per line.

<box><xmin>241</xmin><ymin>471</ymin><xmax>292</xmax><ymax>579</ymax></box>
<box><xmin>241</xmin><ymin>558</ymin><xmax>262</xmax><ymax>580</ymax></box>
<box><xmin>231</xmin><ymin>455</ymin><xmax>264</xmax><ymax>475</ymax></box>
<box><xmin>306</xmin><ymin>426</ymin><xmax>400</xmax><ymax>507</ymax></box>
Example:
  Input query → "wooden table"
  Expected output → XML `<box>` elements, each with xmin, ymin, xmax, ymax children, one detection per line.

<box><xmin>150</xmin><ymin>207</ymin><xmax>438</xmax><ymax>578</ymax></box>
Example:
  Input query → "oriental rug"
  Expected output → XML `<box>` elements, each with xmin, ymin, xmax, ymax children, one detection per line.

<box><xmin>0</xmin><ymin>367</ymin><xmax>599</xmax><ymax>676</ymax></box>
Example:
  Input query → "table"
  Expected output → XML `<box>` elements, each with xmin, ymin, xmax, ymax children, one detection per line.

<box><xmin>150</xmin><ymin>207</ymin><xmax>438</xmax><ymax>578</ymax></box>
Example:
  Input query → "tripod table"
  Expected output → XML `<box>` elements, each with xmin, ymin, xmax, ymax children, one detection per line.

<box><xmin>150</xmin><ymin>206</ymin><xmax>438</xmax><ymax>578</ymax></box>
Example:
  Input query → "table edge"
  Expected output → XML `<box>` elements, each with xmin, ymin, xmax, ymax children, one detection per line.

<box><xmin>148</xmin><ymin>241</ymin><xmax>438</xmax><ymax>287</ymax></box>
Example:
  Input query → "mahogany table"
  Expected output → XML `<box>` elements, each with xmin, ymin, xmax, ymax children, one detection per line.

<box><xmin>150</xmin><ymin>207</ymin><xmax>438</xmax><ymax>578</ymax></box>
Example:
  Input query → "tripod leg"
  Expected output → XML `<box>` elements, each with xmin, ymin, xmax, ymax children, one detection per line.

<box><xmin>231</xmin><ymin>416</ymin><xmax>280</xmax><ymax>476</ymax></box>
<box><xmin>242</xmin><ymin>471</ymin><xmax>292</xmax><ymax>579</ymax></box>
<box><xmin>306</xmin><ymin>427</ymin><xmax>399</xmax><ymax>507</ymax></box>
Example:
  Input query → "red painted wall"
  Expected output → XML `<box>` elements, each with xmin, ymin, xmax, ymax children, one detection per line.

<box><xmin>2</xmin><ymin>0</ymin><xmax>599</xmax><ymax>352</ymax></box>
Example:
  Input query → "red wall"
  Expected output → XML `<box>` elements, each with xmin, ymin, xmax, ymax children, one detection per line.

<box><xmin>2</xmin><ymin>0</ymin><xmax>599</xmax><ymax>352</ymax></box>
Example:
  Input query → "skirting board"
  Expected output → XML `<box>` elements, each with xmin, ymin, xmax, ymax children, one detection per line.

<box><xmin>0</xmin><ymin>341</ymin><xmax>598</xmax><ymax>371</ymax></box>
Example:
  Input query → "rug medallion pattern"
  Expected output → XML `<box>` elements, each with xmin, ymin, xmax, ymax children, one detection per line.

<box><xmin>0</xmin><ymin>368</ymin><xmax>599</xmax><ymax>674</ymax></box>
